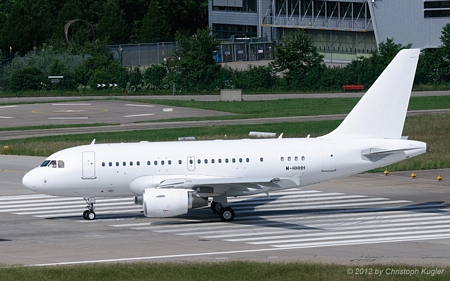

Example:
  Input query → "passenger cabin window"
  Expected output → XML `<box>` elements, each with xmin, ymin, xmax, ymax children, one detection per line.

<box><xmin>147</xmin><ymin>161</ymin><xmax>151</xmax><ymax>166</ymax></box>
<box><xmin>179</xmin><ymin>160</ymin><xmax>182</xmax><ymax>165</ymax></box>
<box><xmin>260</xmin><ymin>157</ymin><xmax>264</xmax><ymax>162</ymax></box>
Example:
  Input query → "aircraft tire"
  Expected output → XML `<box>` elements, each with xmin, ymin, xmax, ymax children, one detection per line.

<box><xmin>211</xmin><ymin>202</ymin><xmax>222</xmax><ymax>214</ymax></box>
<box><xmin>83</xmin><ymin>210</ymin><xmax>90</xmax><ymax>220</ymax></box>
<box><xmin>219</xmin><ymin>207</ymin><xmax>235</xmax><ymax>222</ymax></box>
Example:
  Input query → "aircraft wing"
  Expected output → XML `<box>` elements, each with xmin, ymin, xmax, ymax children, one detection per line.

<box><xmin>157</xmin><ymin>177</ymin><xmax>298</xmax><ymax>197</ymax></box>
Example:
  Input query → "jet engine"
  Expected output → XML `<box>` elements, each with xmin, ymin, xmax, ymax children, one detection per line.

<box><xmin>142</xmin><ymin>188</ymin><xmax>207</xmax><ymax>218</ymax></box>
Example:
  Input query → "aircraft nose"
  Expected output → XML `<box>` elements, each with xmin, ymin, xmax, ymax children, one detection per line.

<box><xmin>22</xmin><ymin>169</ymin><xmax>38</xmax><ymax>191</ymax></box>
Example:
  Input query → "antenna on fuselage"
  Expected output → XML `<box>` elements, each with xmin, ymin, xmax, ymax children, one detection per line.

<box><xmin>90</xmin><ymin>139</ymin><xmax>96</xmax><ymax>145</ymax></box>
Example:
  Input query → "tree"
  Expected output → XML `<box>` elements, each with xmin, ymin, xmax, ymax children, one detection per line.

<box><xmin>272</xmin><ymin>30</ymin><xmax>324</xmax><ymax>77</ymax></box>
<box><xmin>173</xmin><ymin>28</ymin><xmax>221</xmax><ymax>91</ymax></box>
<box><xmin>0</xmin><ymin>0</ymin><xmax>54</xmax><ymax>56</ymax></box>
<box><xmin>96</xmin><ymin>0</ymin><xmax>129</xmax><ymax>44</ymax></box>
<box><xmin>436</xmin><ymin>23</ymin><xmax>450</xmax><ymax>83</ymax></box>
<box><xmin>140</xmin><ymin>0</ymin><xmax>171</xmax><ymax>42</ymax></box>
<box><xmin>343</xmin><ymin>38</ymin><xmax>411</xmax><ymax>88</ymax></box>
<box><xmin>54</xmin><ymin>0</ymin><xmax>83</xmax><ymax>40</ymax></box>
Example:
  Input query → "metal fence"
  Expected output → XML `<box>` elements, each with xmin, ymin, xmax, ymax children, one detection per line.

<box><xmin>108</xmin><ymin>41</ymin><xmax>274</xmax><ymax>67</ymax></box>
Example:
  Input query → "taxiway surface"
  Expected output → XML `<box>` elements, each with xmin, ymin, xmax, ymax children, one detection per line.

<box><xmin>0</xmin><ymin>95</ymin><xmax>449</xmax><ymax>266</ymax></box>
<box><xmin>1</xmin><ymin>155</ymin><xmax>449</xmax><ymax>266</ymax></box>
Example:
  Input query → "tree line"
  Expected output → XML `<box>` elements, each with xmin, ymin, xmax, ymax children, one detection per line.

<box><xmin>2</xmin><ymin>22</ymin><xmax>450</xmax><ymax>95</ymax></box>
<box><xmin>0</xmin><ymin>0</ymin><xmax>207</xmax><ymax>57</ymax></box>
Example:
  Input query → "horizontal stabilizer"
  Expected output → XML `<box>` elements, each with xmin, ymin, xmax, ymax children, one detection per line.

<box><xmin>362</xmin><ymin>147</ymin><xmax>423</xmax><ymax>162</ymax></box>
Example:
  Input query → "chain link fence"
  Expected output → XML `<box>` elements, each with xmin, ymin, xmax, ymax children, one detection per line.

<box><xmin>108</xmin><ymin>41</ymin><xmax>274</xmax><ymax>67</ymax></box>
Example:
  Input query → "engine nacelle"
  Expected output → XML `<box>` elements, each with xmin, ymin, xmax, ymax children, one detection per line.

<box><xmin>142</xmin><ymin>188</ymin><xmax>207</xmax><ymax>218</ymax></box>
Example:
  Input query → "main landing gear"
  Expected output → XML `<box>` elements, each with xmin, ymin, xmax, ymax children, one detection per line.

<box><xmin>211</xmin><ymin>195</ymin><xmax>235</xmax><ymax>222</ymax></box>
<box><xmin>83</xmin><ymin>197</ymin><xmax>96</xmax><ymax>220</ymax></box>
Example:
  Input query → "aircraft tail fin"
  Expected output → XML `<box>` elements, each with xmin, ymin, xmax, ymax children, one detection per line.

<box><xmin>322</xmin><ymin>49</ymin><xmax>420</xmax><ymax>139</ymax></box>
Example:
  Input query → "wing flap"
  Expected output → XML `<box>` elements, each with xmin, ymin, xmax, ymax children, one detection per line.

<box><xmin>157</xmin><ymin>177</ymin><xmax>297</xmax><ymax>196</ymax></box>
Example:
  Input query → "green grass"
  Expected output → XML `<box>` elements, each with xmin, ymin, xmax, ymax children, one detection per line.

<box><xmin>0</xmin><ymin>120</ymin><xmax>340</xmax><ymax>156</ymax></box>
<box><xmin>1</xmin><ymin>114</ymin><xmax>449</xmax><ymax>172</ymax></box>
<box><xmin>126</xmin><ymin>96</ymin><xmax>450</xmax><ymax>123</ymax></box>
<box><xmin>0</xmin><ymin>262</ymin><xmax>448</xmax><ymax>281</ymax></box>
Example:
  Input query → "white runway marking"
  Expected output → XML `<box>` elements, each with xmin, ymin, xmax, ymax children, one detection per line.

<box><xmin>3</xmin><ymin>189</ymin><xmax>449</xmax><ymax>252</ymax></box>
<box><xmin>52</xmin><ymin>103</ymin><xmax>91</xmax><ymax>106</ymax></box>
<box><xmin>123</xmin><ymin>114</ymin><xmax>155</xmax><ymax>118</ymax></box>
<box><xmin>53</xmin><ymin>110</ymin><xmax>87</xmax><ymax>113</ymax></box>
<box><xmin>0</xmin><ymin>105</ymin><xmax>18</xmax><ymax>109</ymax></box>
<box><xmin>48</xmin><ymin>117</ymin><xmax>89</xmax><ymax>120</ymax></box>
<box><xmin>125</xmin><ymin>104</ymin><xmax>155</xmax><ymax>107</ymax></box>
<box><xmin>163</xmin><ymin>108</ymin><xmax>173</xmax><ymax>112</ymax></box>
<box><xmin>0</xmin><ymin>116</ymin><xmax>13</xmax><ymax>119</ymax></box>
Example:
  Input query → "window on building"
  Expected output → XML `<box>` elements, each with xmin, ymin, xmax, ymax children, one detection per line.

<box><xmin>424</xmin><ymin>1</ymin><xmax>450</xmax><ymax>17</ymax></box>
<box><xmin>212</xmin><ymin>0</ymin><xmax>257</xmax><ymax>13</ymax></box>
<box><xmin>212</xmin><ymin>24</ymin><xmax>257</xmax><ymax>40</ymax></box>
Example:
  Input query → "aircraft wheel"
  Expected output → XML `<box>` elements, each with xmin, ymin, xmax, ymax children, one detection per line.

<box><xmin>82</xmin><ymin>210</ymin><xmax>90</xmax><ymax>220</ymax></box>
<box><xmin>211</xmin><ymin>202</ymin><xmax>222</xmax><ymax>214</ymax></box>
<box><xmin>219</xmin><ymin>207</ymin><xmax>235</xmax><ymax>222</ymax></box>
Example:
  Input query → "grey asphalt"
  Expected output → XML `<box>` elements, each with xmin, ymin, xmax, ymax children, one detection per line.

<box><xmin>1</xmin><ymin>155</ymin><xmax>449</xmax><ymax>266</ymax></box>
<box><xmin>0</xmin><ymin>92</ymin><xmax>449</xmax><ymax>267</ymax></box>
<box><xmin>1</xmin><ymin>92</ymin><xmax>449</xmax><ymax>140</ymax></box>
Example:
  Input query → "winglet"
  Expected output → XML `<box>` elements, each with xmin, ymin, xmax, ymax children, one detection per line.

<box><xmin>322</xmin><ymin>49</ymin><xmax>420</xmax><ymax>139</ymax></box>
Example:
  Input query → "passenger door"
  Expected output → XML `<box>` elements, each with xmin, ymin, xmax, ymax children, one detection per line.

<box><xmin>82</xmin><ymin>151</ymin><xmax>96</xmax><ymax>179</ymax></box>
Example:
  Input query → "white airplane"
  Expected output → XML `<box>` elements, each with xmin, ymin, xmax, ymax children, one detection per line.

<box><xmin>22</xmin><ymin>49</ymin><xmax>427</xmax><ymax>222</ymax></box>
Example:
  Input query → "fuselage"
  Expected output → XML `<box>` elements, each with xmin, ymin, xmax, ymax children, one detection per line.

<box><xmin>22</xmin><ymin>137</ymin><xmax>427</xmax><ymax>198</ymax></box>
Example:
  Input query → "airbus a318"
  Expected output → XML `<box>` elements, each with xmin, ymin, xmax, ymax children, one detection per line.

<box><xmin>22</xmin><ymin>49</ymin><xmax>427</xmax><ymax>222</ymax></box>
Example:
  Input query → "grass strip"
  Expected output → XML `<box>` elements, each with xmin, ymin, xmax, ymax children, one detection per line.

<box><xmin>0</xmin><ymin>261</ymin><xmax>448</xmax><ymax>281</ymax></box>
<box><xmin>1</xmin><ymin>115</ymin><xmax>448</xmax><ymax>172</ymax></box>
<box><xmin>130</xmin><ymin>95</ymin><xmax>450</xmax><ymax>119</ymax></box>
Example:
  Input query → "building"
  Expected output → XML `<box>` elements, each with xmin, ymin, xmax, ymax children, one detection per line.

<box><xmin>209</xmin><ymin>0</ymin><xmax>450</xmax><ymax>62</ymax></box>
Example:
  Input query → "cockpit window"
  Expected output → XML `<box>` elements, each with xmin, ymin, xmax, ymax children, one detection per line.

<box><xmin>40</xmin><ymin>160</ymin><xmax>65</xmax><ymax>168</ymax></box>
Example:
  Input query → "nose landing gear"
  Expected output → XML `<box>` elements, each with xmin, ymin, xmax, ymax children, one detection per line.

<box><xmin>83</xmin><ymin>197</ymin><xmax>96</xmax><ymax>220</ymax></box>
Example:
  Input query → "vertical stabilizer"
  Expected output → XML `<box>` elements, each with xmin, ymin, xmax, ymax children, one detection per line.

<box><xmin>322</xmin><ymin>49</ymin><xmax>420</xmax><ymax>139</ymax></box>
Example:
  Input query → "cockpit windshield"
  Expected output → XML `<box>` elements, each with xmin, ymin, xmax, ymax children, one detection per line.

<box><xmin>40</xmin><ymin>160</ymin><xmax>65</xmax><ymax>168</ymax></box>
